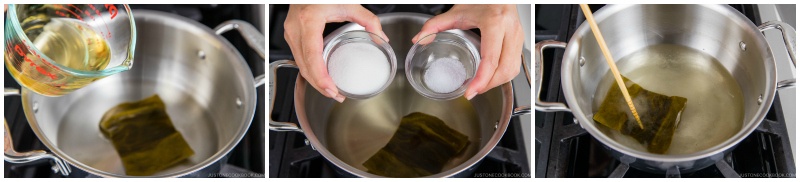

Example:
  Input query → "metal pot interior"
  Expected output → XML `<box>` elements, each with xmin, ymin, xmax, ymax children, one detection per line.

<box><xmin>21</xmin><ymin>10</ymin><xmax>256</xmax><ymax>177</ymax></box>
<box><xmin>294</xmin><ymin>13</ymin><xmax>513</xmax><ymax>177</ymax></box>
<box><xmin>562</xmin><ymin>4</ymin><xmax>775</xmax><ymax>162</ymax></box>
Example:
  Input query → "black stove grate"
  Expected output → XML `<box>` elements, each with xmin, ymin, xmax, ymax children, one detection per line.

<box><xmin>534</xmin><ymin>4</ymin><xmax>796</xmax><ymax>178</ymax></box>
<box><xmin>268</xmin><ymin>4</ymin><xmax>530</xmax><ymax>178</ymax></box>
<box><xmin>3</xmin><ymin>4</ymin><xmax>265</xmax><ymax>178</ymax></box>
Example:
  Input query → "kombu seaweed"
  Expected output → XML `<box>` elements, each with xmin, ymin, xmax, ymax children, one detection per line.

<box><xmin>99</xmin><ymin>95</ymin><xmax>194</xmax><ymax>176</ymax></box>
<box><xmin>593</xmin><ymin>76</ymin><xmax>687</xmax><ymax>154</ymax></box>
<box><xmin>363</xmin><ymin>112</ymin><xmax>470</xmax><ymax>177</ymax></box>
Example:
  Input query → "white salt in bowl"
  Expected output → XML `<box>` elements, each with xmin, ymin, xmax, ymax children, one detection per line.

<box><xmin>406</xmin><ymin>32</ymin><xmax>480</xmax><ymax>100</ymax></box>
<box><xmin>323</xmin><ymin>30</ymin><xmax>397</xmax><ymax>99</ymax></box>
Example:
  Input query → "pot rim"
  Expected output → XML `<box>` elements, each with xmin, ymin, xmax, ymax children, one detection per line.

<box><xmin>20</xmin><ymin>10</ymin><xmax>258</xmax><ymax>177</ymax></box>
<box><xmin>561</xmin><ymin>4</ymin><xmax>778</xmax><ymax>163</ymax></box>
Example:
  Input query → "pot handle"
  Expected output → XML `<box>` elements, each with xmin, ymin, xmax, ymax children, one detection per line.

<box><xmin>511</xmin><ymin>47</ymin><xmax>533</xmax><ymax>117</ymax></box>
<box><xmin>268</xmin><ymin>60</ymin><xmax>304</xmax><ymax>132</ymax></box>
<box><xmin>4</xmin><ymin>88</ymin><xmax>72</xmax><ymax>176</ymax></box>
<box><xmin>534</xmin><ymin>40</ymin><xmax>571</xmax><ymax>112</ymax></box>
<box><xmin>213</xmin><ymin>20</ymin><xmax>268</xmax><ymax>87</ymax></box>
<box><xmin>214</xmin><ymin>20</ymin><xmax>266</xmax><ymax>59</ymax></box>
<box><xmin>758</xmin><ymin>21</ymin><xmax>796</xmax><ymax>90</ymax></box>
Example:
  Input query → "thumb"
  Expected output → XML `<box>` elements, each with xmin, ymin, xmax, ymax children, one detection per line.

<box><xmin>412</xmin><ymin>12</ymin><xmax>472</xmax><ymax>43</ymax></box>
<box><xmin>344</xmin><ymin>6</ymin><xmax>389</xmax><ymax>42</ymax></box>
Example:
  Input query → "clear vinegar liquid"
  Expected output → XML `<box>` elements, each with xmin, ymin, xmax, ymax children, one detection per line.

<box><xmin>6</xmin><ymin>13</ymin><xmax>110</xmax><ymax>96</ymax></box>
<box><xmin>592</xmin><ymin>44</ymin><xmax>744</xmax><ymax>155</ymax></box>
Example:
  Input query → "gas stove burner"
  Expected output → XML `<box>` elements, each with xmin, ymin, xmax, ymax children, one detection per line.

<box><xmin>534</xmin><ymin>4</ymin><xmax>796</xmax><ymax>178</ymax></box>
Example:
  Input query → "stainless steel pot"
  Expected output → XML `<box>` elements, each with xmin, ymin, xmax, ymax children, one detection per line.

<box><xmin>4</xmin><ymin>10</ymin><xmax>265</xmax><ymax>177</ymax></box>
<box><xmin>535</xmin><ymin>4</ymin><xmax>795</xmax><ymax>174</ymax></box>
<box><xmin>269</xmin><ymin>12</ymin><xmax>531</xmax><ymax>177</ymax></box>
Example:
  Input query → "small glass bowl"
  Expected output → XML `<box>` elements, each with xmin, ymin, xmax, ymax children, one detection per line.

<box><xmin>323</xmin><ymin>30</ymin><xmax>397</xmax><ymax>99</ymax></box>
<box><xmin>405</xmin><ymin>32</ymin><xmax>480</xmax><ymax>100</ymax></box>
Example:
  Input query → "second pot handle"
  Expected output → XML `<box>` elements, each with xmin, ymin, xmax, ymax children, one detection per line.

<box><xmin>759</xmin><ymin>21</ymin><xmax>796</xmax><ymax>90</ymax></box>
<box><xmin>214</xmin><ymin>20</ymin><xmax>268</xmax><ymax>87</ymax></box>
<box><xmin>534</xmin><ymin>40</ymin><xmax>571</xmax><ymax>112</ymax></box>
<box><xmin>512</xmin><ymin>47</ymin><xmax>533</xmax><ymax>117</ymax></box>
<box><xmin>214</xmin><ymin>20</ymin><xmax>266</xmax><ymax>59</ymax></box>
<box><xmin>269</xmin><ymin>60</ymin><xmax>304</xmax><ymax>132</ymax></box>
<box><xmin>4</xmin><ymin>88</ymin><xmax>71</xmax><ymax>176</ymax></box>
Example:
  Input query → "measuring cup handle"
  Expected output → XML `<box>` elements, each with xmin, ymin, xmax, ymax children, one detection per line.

<box><xmin>268</xmin><ymin>60</ymin><xmax>304</xmax><ymax>132</ymax></box>
<box><xmin>4</xmin><ymin>88</ymin><xmax>72</xmax><ymax>176</ymax></box>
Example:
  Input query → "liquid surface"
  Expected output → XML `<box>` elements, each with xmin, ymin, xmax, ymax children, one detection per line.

<box><xmin>593</xmin><ymin>76</ymin><xmax>688</xmax><ymax>154</ymax></box>
<box><xmin>326</xmin><ymin>73</ymin><xmax>481</xmax><ymax>175</ymax></box>
<box><xmin>56</xmin><ymin>79</ymin><xmax>218</xmax><ymax>176</ymax></box>
<box><xmin>6</xmin><ymin>11</ymin><xmax>111</xmax><ymax>96</ymax></box>
<box><xmin>592</xmin><ymin>44</ymin><xmax>744</xmax><ymax>155</ymax></box>
<box><xmin>362</xmin><ymin>112</ymin><xmax>470</xmax><ymax>177</ymax></box>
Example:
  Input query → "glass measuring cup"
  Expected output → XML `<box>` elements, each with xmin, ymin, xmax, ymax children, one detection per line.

<box><xmin>4</xmin><ymin>4</ymin><xmax>136</xmax><ymax>96</ymax></box>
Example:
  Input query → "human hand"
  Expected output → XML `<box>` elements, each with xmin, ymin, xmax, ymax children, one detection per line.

<box><xmin>284</xmin><ymin>5</ymin><xmax>389</xmax><ymax>103</ymax></box>
<box><xmin>412</xmin><ymin>4</ymin><xmax>524</xmax><ymax>100</ymax></box>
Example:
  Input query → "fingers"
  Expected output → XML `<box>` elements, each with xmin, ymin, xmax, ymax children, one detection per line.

<box><xmin>341</xmin><ymin>5</ymin><xmax>389</xmax><ymax>42</ymax></box>
<box><xmin>299</xmin><ymin>20</ymin><xmax>345</xmax><ymax>103</ymax></box>
<box><xmin>480</xmin><ymin>5</ymin><xmax>524</xmax><ymax>94</ymax></box>
<box><xmin>286</xmin><ymin>5</ymin><xmax>392</xmax><ymax>103</ymax></box>
<box><xmin>464</xmin><ymin>25</ymin><xmax>504</xmax><ymax>100</ymax></box>
<box><xmin>286</xmin><ymin>5</ymin><xmax>346</xmax><ymax>102</ymax></box>
<box><xmin>482</xmin><ymin>26</ymin><xmax>524</xmax><ymax>94</ymax></box>
<box><xmin>412</xmin><ymin>11</ymin><xmax>474</xmax><ymax>43</ymax></box>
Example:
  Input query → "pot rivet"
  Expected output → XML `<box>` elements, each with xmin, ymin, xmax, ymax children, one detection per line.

<box><xmin>32</xmin><ymin>101</ymin><xmax>39</xmax><ymax>113</ymax></box>
<box><xmin>236</xmin><ymin>97</ymin><xmax>242</xmax><ymax>108</ymax></box>
<box><xmin>739</xmin><ymin>42</ymin><xmax>747</xmax><ymax>51</ymax></box>
<box><xmin>494</xmin><ymin>121</ymin><xmax>499</xmax><ymax>130</ymax></box>
<box><xmin>305</xmin><ymin>139</ymin><xmax>317</xmax><ymax>150</ymax></box>
<box><xmin>579</xmin><ymin>57</ymin><xmax>586</xmax><ymax>67</ymax></box>
<box><xmin>198</xmin><ymin>51</ymin><xmax>206</xmax><ymax>60</ymax></box>
<box><xmin>757</xmin><ymin>94</ymin><xmax>763</xmax><ymax>105</ymax></box>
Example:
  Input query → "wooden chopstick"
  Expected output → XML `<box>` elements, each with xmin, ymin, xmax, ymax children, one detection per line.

<box><xmin>579</xmin><ymin>4</ymin><xmax>644</xmax><ymax>129</ymax></box>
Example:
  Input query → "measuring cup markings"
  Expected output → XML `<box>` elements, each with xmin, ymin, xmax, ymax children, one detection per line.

<box><xmin>71</xmin><ymin>5</ymin><xmax>97</xmax><ymax>21</ymax></box>
<box><xmin>101</xmin><ymin>5</ymin><xmax>116</xmax><ymax>38</ymax></box>
<box><xmin>14</xmin><ymin>44</ymin><xmax>58</xmax><ymax>80</ymax></box>
<box><xmin>20</xmin><ymin>38</ymin><xmax>62</xmax><ymax>74</ymax></box>
<box><xmin>54</xmin><ymin>4</ymin><xmax>116</xmax><ymax>38</ymax></box>
<box><xmin>6</xmin><ymin>4</ymin><xmax>133</xmax><ymax>96</ymax></box>
<box><xmin>104</xmin><ymin>4</ymin><xmax>119</xmax><ymax>19</ymax></box>
<box><xmin>25</xmin><ymin>39</ymin><xmax>64</xmax><ymax>73</ymax></box>
<box><xmin>53</xmin><ymin>5</ymin><xmax>84</xmax><ymax>21</ymax></box>
<box><xmin>94</xmin><ymin>4</ymin><xmax>117</xmax><ymax>38</ymax></box>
